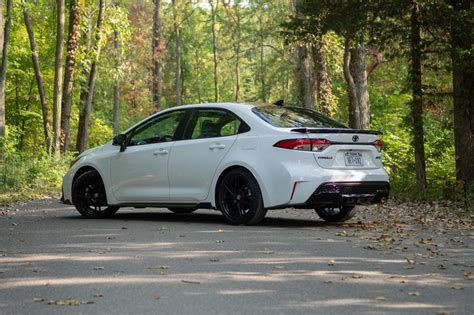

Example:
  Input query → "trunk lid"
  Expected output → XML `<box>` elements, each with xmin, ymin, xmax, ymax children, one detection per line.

<box><xmin>290</xmin><ymin>128</ymin><xmax>383</xmax><ymax>170</ymax></box>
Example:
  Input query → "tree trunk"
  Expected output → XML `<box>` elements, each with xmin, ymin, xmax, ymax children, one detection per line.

<box><xmin>52</xmin><ymin>0</ymin><xmax>65</xmax><ymax>154</ymax></box>
<box><xmin>113</xmin><ymin>30</ymin><xmax>120</xmax><ymax>135</ymax></box>
<box><xmin>291</xmin><ymin>0</ymin><xmax>313</xmax><ymax>109</ymax></box>
<box><xmin>76</xmin><ymin>0</ymin><xmax>106</xmax><ymax>153</ymax></box>
<box><xmin>0</xmin><ymin>0</ymin><xmax>12</xmax><ymax>144</ymax></box>
<box><xmin>343</xmin><ymin>39</ymin><xmax>370</xmax><ymax>129</ymax></box>
<box><xmin>234</xmin><ymin>0</ymin><xmax>241</xmax><ymax>102</ymax></box>
<box><xmin>410</xmin><ymin>1</ymin><xmax>427</xmax><ymax>190</ymax></box>
<box><xmin>23</xmin><ymin>7</ymin><xmax>52</xmax><ymax>154</ymax></box>
<box><xmin>296</xmin><ymin>45</ymin><xmax>313</xmax><ymax>109</ymax></box>
<box><xmin>60</xmin><ymin>0</ymin><xmax>82</xmax><ymax>153</ymax></box>
<box><xmin>210</xmin><ymin>0</ymin><xmax>219</xmax><ymax>102</ymax></box>
<box><xmin>258</xmin><ymin>12</ymin><xmax>266</xmax><ymax>102</ymax></box>
<box><xmin>350</xmin><ymin>46</ymin><xmax>370</xmax><ymax>129</ymax></box>
<box><xmin>172</xmin><ymin>0</ymin><xmax>181</xmax><ymax>106</ymax></box>
<box><xmin>311</xmin><ymin>40</ymin><xmax>334</xmax><ymax>115</ymax></box>
<box><xmin>450</xmin><ymin>0</ymin><xmax>474</xmax><ymax>199</ymax></box>
<box><xmin>152</xmin><ymin>0</ymin><xmax>162</xmax><ymax>110</ymax></box>
<box><xmin>343</xmin><ymin>39</ymin><xmax>357</xmax><ymax>127</ymax></box>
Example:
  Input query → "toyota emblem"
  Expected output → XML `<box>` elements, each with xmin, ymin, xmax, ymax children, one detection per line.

<box><xmin>352</xmin><ymin>135</ymin><xmax>359</xmax><ymax>142</ymax></box>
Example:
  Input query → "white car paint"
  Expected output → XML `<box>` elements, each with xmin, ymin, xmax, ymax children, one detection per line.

<box><xmin>62</xmin><ymin>103</ymin><xmax>389</xmax><ymax>210</ymax></box>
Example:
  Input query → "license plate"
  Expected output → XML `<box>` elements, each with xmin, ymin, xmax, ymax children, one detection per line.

<box><xmin>344</xmin><ymin>152</ymin><xmax>363</xmax><ymax>166</ymax></box>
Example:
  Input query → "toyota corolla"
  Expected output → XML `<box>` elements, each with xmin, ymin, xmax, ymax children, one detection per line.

<box><xmin>62</xmin><ymin>103</ymin><xmax>389</xmax><ymax>225</ymax></box>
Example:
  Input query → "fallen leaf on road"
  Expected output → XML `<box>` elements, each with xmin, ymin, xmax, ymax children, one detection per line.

<box><xmin>48</xmin><ymin>299</ymin><xmax>81</xmax><ymax>306</ymax></box>
<box><xmin>464</xmin><ymin>272</ymin><xmax>474</xmax><ymax>280</ymax></box>
<box><xmin>33</xmin><ymin>298</ymin><xmax>44</xmax><ymax>302</ymax></box>
<box><xmin>147</xmin><ymin>265</ymin><xmax>170</xmax><ymax>270</ymax></box>
<box><xmin>181</xmin><ymin>280</ymin><xmax>200</xmax><ymax>285</ymax></box>
<box><xmin>408</xmin><ymin>292</ymin><xmax>420</xmax><ymax>296</ymax></box>
<box><xmin>405</xmin><ymin>258</ymin><xmax>415</xmax><ymax>264</ymax></box>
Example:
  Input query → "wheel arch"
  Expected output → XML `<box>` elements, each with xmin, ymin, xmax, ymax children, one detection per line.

<box><xmin>72</xmin><ymin>165</ymin><xmax>116</xmax><ymax>205</ymax></box>
<box><xmin>213</xmin><ymin>164</ymin><xmax>269</xmax><ymax>209</ymax></box>
<box><xmin>72</xmin><ymin>165</ymin><xmax>101</xmax><ymax>186</ymax></box>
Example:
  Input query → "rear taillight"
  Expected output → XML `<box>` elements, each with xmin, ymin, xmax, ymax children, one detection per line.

<box><xmin>274</xmin><ymin>139</ymin><xmax>331</xmax><ymax>152</ymax></box>
<box><xmin>373</xmin><ymin>139</ymin><xmax>383</xmax><ymax>152</ymax></box>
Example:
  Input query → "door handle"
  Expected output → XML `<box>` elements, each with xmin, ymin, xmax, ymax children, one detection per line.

<box><xmin>153</xmin><ymin>149</ymin><xmax>169</xmax><ymax>156</ymax></box>
<box><xmin>209</xmin><ymin>144</ymin><xmax>226</xmax><ymax>150</ymax></box>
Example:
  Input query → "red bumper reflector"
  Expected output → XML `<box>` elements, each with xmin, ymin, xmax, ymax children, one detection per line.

<box><xmin>290</xmin><ymin>182</ymin><xmax>298</xmax><ymax>200</ymax></box>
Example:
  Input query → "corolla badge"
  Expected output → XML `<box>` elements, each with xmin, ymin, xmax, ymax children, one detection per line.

<box><xmin>352</xmin><ymin>135</ymin><xmax>359</xmax><ymax>142</ymax></box>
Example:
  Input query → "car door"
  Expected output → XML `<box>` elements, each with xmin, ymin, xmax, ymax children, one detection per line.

<box><xmin>110</xmin><ymin>110</ymin><xmax>187</xmax><ymax>203</ymax></box>
<box><xmin>168</xmin><ymin>108</ymin><xmax>248</xmax><ymax>202</ymax></box>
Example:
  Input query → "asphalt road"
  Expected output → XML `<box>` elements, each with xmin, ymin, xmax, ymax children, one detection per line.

<box><xmin>0</xmin><ymin>200</ymin><xmax>473</xmax><ymax>314</ymax></box>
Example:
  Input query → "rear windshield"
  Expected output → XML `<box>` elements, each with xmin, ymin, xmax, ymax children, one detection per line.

<box><xmin>252</xmin><ymin>105</ymin><xmax>347</xmax><ymax>128</ymax></box>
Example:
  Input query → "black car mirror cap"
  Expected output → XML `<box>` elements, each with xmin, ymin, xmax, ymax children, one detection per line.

<box><xmin>113</xmin><ymin>134</ymin><xmax>127</xmax><ymax>152</ymax></box>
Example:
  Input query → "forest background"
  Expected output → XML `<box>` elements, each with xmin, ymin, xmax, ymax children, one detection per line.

<box><xmin>0</xmin><ymin>0</ymin><xmax>472</xmax><ymax>204</ymax></box>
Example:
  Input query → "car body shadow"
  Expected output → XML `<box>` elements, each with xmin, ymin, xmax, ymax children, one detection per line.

<box><xmin>58</xmin><ymin>208</ymin><xmax>359</xmax><ymax>229</ymax></box>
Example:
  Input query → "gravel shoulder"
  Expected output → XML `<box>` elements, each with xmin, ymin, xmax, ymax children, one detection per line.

<box><xmin>0</xmin><ymin>199</ymin><xmax>473</xmax><ymax>314</ymax></box>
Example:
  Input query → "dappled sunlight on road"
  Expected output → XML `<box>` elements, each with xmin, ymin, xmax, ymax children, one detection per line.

<box><xmin>279</xmin><ymin>299</ymin><xmax>445</xmax><ymax>311</ymax></box>
<box><xmin>1</xmin><ymin>203</ymin><xmax>472</xmax><ymax>314</ymax></box>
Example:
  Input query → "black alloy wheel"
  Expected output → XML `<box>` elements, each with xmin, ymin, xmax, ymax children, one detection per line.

<box><xmin>315</xmin><ymin>205</ymin><xmax>357</xmax><ymax>222</ymax></box>
<box><xmin>217</xmin><ymin>168</ymin><xmax>267</xmax><ymax>225</ymax></box>
<box><xmin>72</xmin><ymin>170</ymin><xmax>119</xmax><ymax>218</ymax></box>
<box><xmin>168</xmin><ymin>207</ymin><xmax>198</xmax><ymax>214</ymax></box>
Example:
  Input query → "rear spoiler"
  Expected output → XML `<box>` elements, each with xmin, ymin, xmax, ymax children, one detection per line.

<box><xmin>290</xmin><ymin>128</ymin><xmax>382</xmax><ymax>135</ymax></box>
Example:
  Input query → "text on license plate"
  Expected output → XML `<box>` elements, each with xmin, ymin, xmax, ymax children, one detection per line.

<box><xmin>344</xmin><ymin>152</ymin><xmax>363</xmax><ymax>166</ymax></box>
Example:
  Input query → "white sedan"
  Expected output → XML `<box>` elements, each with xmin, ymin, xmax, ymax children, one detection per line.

<box><xmin>62</xmin><ymin>103</ymin><xmax>389</xmax><ymax>225</ymax></box>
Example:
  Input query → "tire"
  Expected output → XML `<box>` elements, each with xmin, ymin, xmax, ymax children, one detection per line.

<box><xmin>217</xmin><ymin>168</ymin><xmax>267</xmax><ymax>225</ymax></box>
<box><xmin>315</xmin><ymin>205</ymin><xmax>357</xmax><ymax>223</ymax></box>
<box><xmin>72</xmin><ymin>170</ymin><xmax>119</xmax><ymax>218</ymax></box>
<box><xmin>168</xmin><ymin>207</ymin><xmax>198</xmax><ymax>214</ymax></box>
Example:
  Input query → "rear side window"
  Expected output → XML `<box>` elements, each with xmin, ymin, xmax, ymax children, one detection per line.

<box><xmin>252</xmin><ymin>105</ymin><xmax>346</xmax><ymax>128</ymax></box>
<box><xmin>188</xmin><ymin>109</ymin><xmax>248</xmax><ymax>139</ymax></box>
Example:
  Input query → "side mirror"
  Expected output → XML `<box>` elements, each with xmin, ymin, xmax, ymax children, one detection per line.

<box><xmin>113</xmin><ymin>134</ymin><xmax>127</xmax><ymax>152</ymax></box>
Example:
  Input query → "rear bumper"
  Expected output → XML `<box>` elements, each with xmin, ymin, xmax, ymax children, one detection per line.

<box><xmin>305</xmin><ymin>181</ymin><xmax>389</xmax><ymax>206</ymax></box>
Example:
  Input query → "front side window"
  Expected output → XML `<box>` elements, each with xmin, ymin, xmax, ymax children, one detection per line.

<box><xmin>252</xmin><ymin>105</ymin><xmax>347</xmax><ymax>128</ymax></box>
<box><xmin>189</xmin><ymin>109</ymin><xmax>246</xmax><ymax>139</ymax></box>
<box><xmin>129</xmin><ymin>110</ymin><xmax>186</xmax><ymax>146</ymax></box>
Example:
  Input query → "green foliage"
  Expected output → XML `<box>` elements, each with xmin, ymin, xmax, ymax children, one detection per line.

<box><xmin>0</xmin><ymin>133</ymin><xmax>73</xmax><ymax>197</ymax></box>
<box><xmin>0</xmin><ymin>0</ymin><xmax>465</xmax><ymax>203</ymax></box>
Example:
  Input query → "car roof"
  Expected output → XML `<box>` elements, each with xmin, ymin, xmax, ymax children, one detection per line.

<box><xmin>122</xmin><ymin>102</ymin><xmax>263</xmax><ymax>134</ymax></box>
<box><xmin>161</xmin><ymin>102</ymin><xmax>257</xmax><ymax>111</ymax></box>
